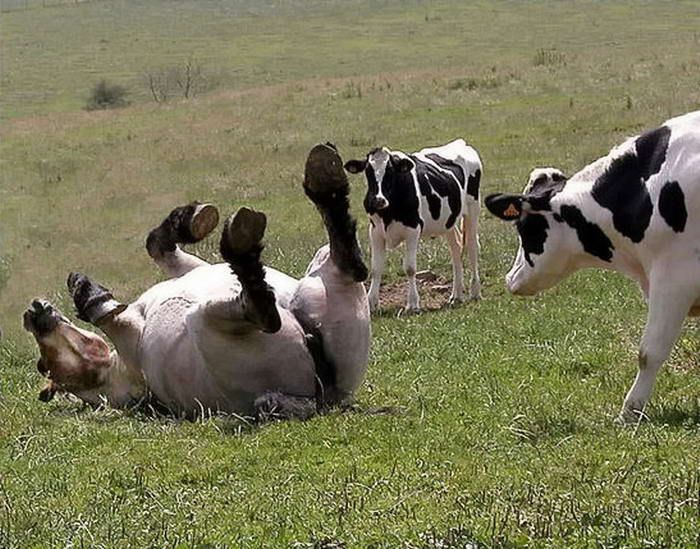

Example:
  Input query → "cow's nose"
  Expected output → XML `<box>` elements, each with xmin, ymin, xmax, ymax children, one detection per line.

<box><xmin>23</xmin><ymin>300</ymin><xmax>59</xmax><ymax>336</ymax></box>
<box><xmin>374</xmin><ymin>197</ymin><xmax>388</xmax><ymax>210</ymax></box>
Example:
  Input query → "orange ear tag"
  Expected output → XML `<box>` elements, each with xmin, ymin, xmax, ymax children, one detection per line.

<box><xmin>503</xmin><ymin>204</ymin><xmax>520</xmax><ymax>218</ymax></box>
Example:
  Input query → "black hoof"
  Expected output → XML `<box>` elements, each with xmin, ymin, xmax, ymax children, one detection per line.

<box><xmin>147</xmin><ymin>202</ymin><xmax>219</xmax><ymax>258</ymax></box>
<box><xmin>67</xmin><ymin>272</ymin><xmax>124</xmax><ymax>324</ymax></box>
<box><xmin>304</xmin><ymin>143</ymin><xmax>349</xmax><ymax>197</ymax></box>
<box><xmin>221</xmin><ymin>207</ymin><xmax>267</xmax><ymax>257</ymax></box>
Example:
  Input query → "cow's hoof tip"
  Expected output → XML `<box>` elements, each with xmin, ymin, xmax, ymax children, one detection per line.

<box><xmin>615</xmin><ymin>408</ymin><xmax>645</xmax><ymax>426</ymax></box>
<box><xmin>224</xmin><ymin>207</ymin><xmax>267</xmax><ymax>255</ymax></box>
<box><xmin>190</xmin><ymin>203</ymin><xmax>220</xmax><ymax>241</ymax></box>
<box><xmin>304</xmin><ymin>143</ymin><xmax>348</xmax><ymax>195</ymax></box>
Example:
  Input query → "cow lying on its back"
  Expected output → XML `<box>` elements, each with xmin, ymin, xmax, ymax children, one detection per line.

<box><xmin>345</xmin><ymin>139</ymin><xmax>482</xmax><ymax>312</ymax></box>
<box><xmin>485</xmin><ymin>110</ymin><xmax>700</xmax><ymax>422</ymax></box>
<box><xmin>23</xmin><ymin>144</ymin><xmax>371</xmax><ymax>419</ymax></box>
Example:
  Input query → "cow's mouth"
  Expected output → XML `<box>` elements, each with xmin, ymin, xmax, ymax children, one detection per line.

<box><xmin>23</xmin><ymin>300</ymin><xmax>65</xmax><ymax>336</ymax></box>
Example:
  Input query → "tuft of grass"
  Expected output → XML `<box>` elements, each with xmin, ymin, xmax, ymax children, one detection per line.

<box><xmin>533</xmin><ymin>47</ymin><xmax>566</xmax><ymax>67</ymax></box>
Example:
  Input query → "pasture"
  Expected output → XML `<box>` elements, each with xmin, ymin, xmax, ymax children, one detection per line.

<box><xmin>1</xmin><ymin>0</ymin><xmax>700</xmax><ymax>546</ymax></box>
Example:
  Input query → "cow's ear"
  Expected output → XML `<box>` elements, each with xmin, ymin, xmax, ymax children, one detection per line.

<box><xmin>485</xmin><ymin>193</ymin><xmax>524</xmax><ymax>220</ymax></box>
<box><xmin>344</xmin><ymin>159</ymin><xmax>367</xmax><ymax>174</ymax></box>
<box><xmin>391</xmin><ymin>155</ymin><xmax>414</xmax><ymax>173</ymax></box>
<box><xmin>552</xmin><ymin>171</ymin><xmax>567</xmax><ymax>182</ymax></box>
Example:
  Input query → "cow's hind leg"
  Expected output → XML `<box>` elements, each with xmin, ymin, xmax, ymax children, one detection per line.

<box><xmin>147</xmin><ymin>202</ymin><xmax>219</xmax><ymax>278</ymax></box>
<box><xmin>463</xmin><ymin>203</ymin><xmax>481</xmax><ymax>300</ymax></box>
<box><xmin>218</xmin><ymin>207</ymin><xmax>281</xmax><ymax>333</ymax></box>
<box><xmin>303</xmin><ymin>143</ymin><xmax>368</xmax><ymax>282</ymax></box>
<box><xmin>445</xmin><ymin>227</ymin><xmax>465</xmax><ymax>304</ymax></box>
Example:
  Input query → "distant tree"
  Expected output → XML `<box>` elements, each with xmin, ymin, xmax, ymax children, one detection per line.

<box><xmin>144</xmin><ymin>58</ymin><xmax>209</xmax><ymax>103</ymax></box>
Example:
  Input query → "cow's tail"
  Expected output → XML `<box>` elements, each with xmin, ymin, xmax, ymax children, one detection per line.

<box><xmin>454</xmin><ymin>216</ymin><xmax>467</xmax><ymax>256</ymax></box>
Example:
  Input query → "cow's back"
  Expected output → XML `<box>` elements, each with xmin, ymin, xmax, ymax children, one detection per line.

<box><xmin>411</xmin><ymin>139</ymin><xmax>482</xmax><ymax>236</ymax></box>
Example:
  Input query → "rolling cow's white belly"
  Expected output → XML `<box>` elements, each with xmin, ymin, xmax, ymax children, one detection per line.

<box><xmin>133</xmin><ymin>263</ymin><xmax>316</xmax><ymax>414</ymax></box>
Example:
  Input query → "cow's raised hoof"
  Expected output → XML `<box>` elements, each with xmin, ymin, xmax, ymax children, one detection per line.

<box><xmin>304</xmin><ymin>142</ymin><xmax>349</xmax><ymax>197</ymax></box>
<box><xmin>147</xmin><ymin>202</ymin><xmax>219</xmax><ymax>258</ymax></box>
<box><xmin>67</xmin><ymin>272</ymin><xmax>126</xmax><ymax>324</ymax></box>
<box><xmin>222</xmin><ymin>207</ymin><xmax>267</xmax><ymax>256</ymax></box>
<box><xmin>220</xmin><ymin>208</ymin><xmax>280</xmax><ymax>334</ymax></box>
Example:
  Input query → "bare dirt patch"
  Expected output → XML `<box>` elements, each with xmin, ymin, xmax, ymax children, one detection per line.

<box><xmin>371</xmin><ymin>270</ymin><xmax>455</xmax><ymax>316</ymax></box>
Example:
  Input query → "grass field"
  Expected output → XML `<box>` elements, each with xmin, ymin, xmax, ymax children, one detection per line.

<box><xmin>1</xmin><ymin>0</ymin><xmax>700</xmax><ymax>546</ymax></box>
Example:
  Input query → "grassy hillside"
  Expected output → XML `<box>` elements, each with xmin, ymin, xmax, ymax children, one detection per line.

<box><xmin>1</xmin><ymin>0</ymin><xmax>700</xmax><ymax>546</ymax></box>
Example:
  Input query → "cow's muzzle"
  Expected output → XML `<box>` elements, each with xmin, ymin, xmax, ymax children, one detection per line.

<box><xmin>369</xmin><ymin>196</ymin><xmax>388</xmax><ymax>211</ymax></box>
<box><xmin>23</xmin><ymin>300</ymin><xmax>63</xmax><ymax>336</ymax></box>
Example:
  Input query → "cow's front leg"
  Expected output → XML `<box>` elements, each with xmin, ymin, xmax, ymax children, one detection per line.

<box><xmin>146</xmin><ymin>202</ymin><xmax>219</xmax><ymax>279</ymax></box>
<box><xmin>445</xmin><ymin>227</ymin><xmax>465</xmax><ymax>304</ymax></box>
<box><xmin>619</xmin><ymin>280</ymin><xmax>694</xmax><ymax>423</ymax></box>
<box><xmin>367</xmin><ymin>222</ymin><xmax>386</xmax><ymax>311</ymax></box>
<box><xmin>403</xmin><ymin>231</ymin><xmax>420</xmax><ymax>312</ymax></box>
<box><xmin>217</xmin><ymin>207</ymin><xmax>281</xmax><ymax>333</ymax></box>
<box><xmin>67</xmin><ymin>273</ymin><xmax>144</xmax><ymax>369</ymax></box>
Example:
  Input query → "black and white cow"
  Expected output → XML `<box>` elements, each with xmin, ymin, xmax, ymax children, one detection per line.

<box><xmin>344</xmin><ymin>139</ymin><xmax>482</xmax><ymax>311</ymax></box>
<box><xmin>485</xmin><ymin>110</ymin><xmax>700</xmax><ymax>422</ymax></box>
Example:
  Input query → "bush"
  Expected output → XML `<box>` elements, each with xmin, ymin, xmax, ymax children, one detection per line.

<box><xmin>85</xmin><ymin>79</ymin><xmax>129</xmax><ymax>110</ymax></box>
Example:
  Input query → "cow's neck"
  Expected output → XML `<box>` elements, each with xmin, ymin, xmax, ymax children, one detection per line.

<box><xmin>555</xmin><ymin>181</ymin><xmax>650</xmax><ymax>297</ymax></box>
<box><xmin>101</xmin><ymin>351</ymin><xmax>147</xmax><ymax>407</ymax></box>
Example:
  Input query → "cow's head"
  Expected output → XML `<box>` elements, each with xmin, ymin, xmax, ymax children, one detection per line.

<box><xmin>485</xmin><ymin>169</ymin><xmax>578</xmax><ymax>295</ymax></box>
<box><xmin>344</xmin><ymin>147</ymin><xmax>414</xmax><ymax>214</ymax></box>
<box><xmin>523</xmin><ymin>167</ymin><xmax>567</xmax><ymax>194</ymax></box>
<box><xmin>23</xmin><ymin>299</ymin><xmax>113</xmax><ymax>405</ymax></box>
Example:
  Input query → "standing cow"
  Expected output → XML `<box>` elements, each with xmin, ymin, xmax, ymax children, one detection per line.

<box><xmin>344</xmin><ymin>139</ymin><xmax>482</xmax><ymax>312</ymax></box>
<box><xmin>485</xmin><ymin>111</ymin><xmax>700</xmax><ymax>422</ymax></box>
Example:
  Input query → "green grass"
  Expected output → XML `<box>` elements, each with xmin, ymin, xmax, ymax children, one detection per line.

<box><xmin>1</xmin><ymin>0</ymin><xmax>700</xmax><ymax>546</ymax></box>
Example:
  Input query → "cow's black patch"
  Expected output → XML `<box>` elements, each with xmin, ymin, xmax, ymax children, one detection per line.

<box><xmin>467</xmin><ymin>169</ymin><xmax>481</xmax><ymax>200</ymax></box>
<box><xmin>590</xmin><ymin>152</ymin><xmax>654</xmax><ymax>243</ymax></box>
<box><xmin>527</xmin><ymin>177</ymin><xmax>567</xmax><ymax>211</ymax></box>
<box><xmin>636</xmin><ymin>125</ymin><xmax>671</xmax><ymax>180</ymax></box>
<box><xmin>658</xmin><ymin>180</ymin><xmax>687</xmax><ymax>233</ymax></box>
<box><xmin>365</xmin><ymin>163</ymin><xmax>422</xmax><ymax>229</ymax></box>
<box><xmin>362</xmin><ymin>166</ymin><xmax>381</xmax><ymax>213</ymax></box>
<box><xmin>555</xmin><ymin>205</ymin><xmax>614</xmax><ymax>262</ymax></box>
<box><xmin>516</xmin><ymin>213</ymin><xmax>549</xmax><ymax>267</ymax></box>
<box><xmin>425</xmin><ymin>153</ymin><xmax>466</xmax><ymax>187</ymax></box>
<box><xmin>412</xmin><ymin>155</ymin><xmax>462</xmax><ymax>229</ymax></box>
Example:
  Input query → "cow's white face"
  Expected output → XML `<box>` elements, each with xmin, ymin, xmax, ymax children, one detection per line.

<box><xmin>486</xmin><ymin>168</ymin><xmax>580</xmax><ymax>295</ymax></box>
<box><xmin>504</xmin><ymin>209</ymin><xmax>573</xmax><ymax>295</ymax></box>
<box><xmin>344</xmin><ymin>148</ymin><xmax>414</xmax><ymax>214</ymax></box>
